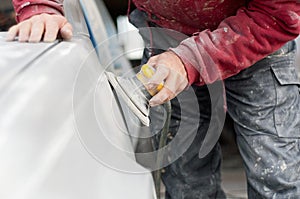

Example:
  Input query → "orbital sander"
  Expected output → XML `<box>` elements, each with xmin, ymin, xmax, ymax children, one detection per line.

<box><xmin>105</xmin><ymin>64</ymin><xmax>163</xmax><ymax>126</ymax></box>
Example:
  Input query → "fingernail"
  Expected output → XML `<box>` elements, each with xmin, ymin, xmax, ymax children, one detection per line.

<box><xmin>64</xmin><ymin>29</ymin><xmax>72</xmax><ymax>35</ymax></box>
<box><xmin>62</xmin><ymin>30</ymin><xmax>73</xmax><ymax>40</ymax></box>
<box><xmin>149</xmin><ymin>95</ymin><xmax>160</xmax><ymax>106</ymax></box>
<box><xmin>19</xmin><ymin>37</ymin><xmax>28</xmax><ymax>42</ymax></box>
<box><xmin>5</xmin><ymin>36</ymin><xmax>13</xmax><ymax>41</ymax></box>
<box><xmin>149</xmin><ymin>99</ymin><xmax>158</xmax><ymax>107</ymax></box>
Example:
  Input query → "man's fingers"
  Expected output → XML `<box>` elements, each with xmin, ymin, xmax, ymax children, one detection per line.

<box><xmin>6</xmin><ymin>14</ymin><xmax>73</xmax><ymax>42</ymax></box>
<box><xmin>6</xmin><ymin>25</ymin><xmax>19</xmax><ymax>41</ymax></box>
<box><xmin>29</xmin><ymin>20</ymin><xmax>44</xmax><ymax>42</ymax></box>
<box><xmin>147</xmin><ymin>56</ymin><xmax>159</xmax><ymax>66</ymax></box>
<box><xmin>60</xmin><ymin>22</ymin><xmax>73</xmax><ymax>40</ymax></box>
<box><xmin>143</xmin><ymin>51</ymin><xmax>188</xmax><ymax>106</ymax></box>
<box><xmin>149</xmin><ymin>71</ymin><xmax>184</xmax><ymax>106</ymax></box>
<box><xmin>146</xmin><ymin>65</ymin><xmax>169</xmax><ymax>90</ymax></box>
<box><xmin>44</xmin><ymin>20</ymin><xmax>59</xmax><ymax>42</ymax></box>
<box><xmin>18</xmin><ymin>21</ymin><xmax>31</xmax><ymax>42</ymax></box>
<box><xmin>164</xmin><ymin>72</ymin><xmax>181</xmax><ymax>93</ymax></box>
<box><xmin>149</xmin><ymin>87</ymin><xmax>175</xmax><ymax>107</ymax></box>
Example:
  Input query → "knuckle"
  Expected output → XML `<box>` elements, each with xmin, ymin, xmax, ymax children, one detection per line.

<box><xmin>30</xmin><ymin>14</ymin><xmax>42</xmax><ymax>22</ymax></box>
<box><xmin>64</xmin><ymin>24</ymin><xmax>73</xmax><ymax>32</ymax></box>
<box><xmin>60</xmin><ymin>17</ymin><xmax>68</xmax><ymax>24</ymax></box>
<box><xmin>147</xmin><ymin>57</ymin><xmax>158</xmax><ymax>64</ymax></box>
<box><xmin>19</xmin><ymin>21</ymin><xmax>30</xmax><ymax>29</ymax></box>
<box><xmin>157</xmin><ymin>65</ymin><xmax>169</xmax><ymax>75</ymax></box>
<box><xmin>168</xmin><ymin>92</ymin><xmax>176</xmax><ymax>100</ymax></box>
<box><xmin>163</xmin><ymin>87</ymin><xmax>174</xmax><ymax>97</ymax></box>
<box><xmin>40</xmin><ymin>13</ymin><xmax>49</xmax><ymax>19</ymax></box>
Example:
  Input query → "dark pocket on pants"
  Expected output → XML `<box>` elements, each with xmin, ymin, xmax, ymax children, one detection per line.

<box><xmin>271</xmin><ymin>58</ymin><xmax>300</xmax><ymax>138</ymax></box>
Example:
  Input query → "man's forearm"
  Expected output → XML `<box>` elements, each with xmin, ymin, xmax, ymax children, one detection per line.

<box><xmin>172</xmin><ymin>0</ymin><xmax>300</xmax><ymax>85</ymax></box>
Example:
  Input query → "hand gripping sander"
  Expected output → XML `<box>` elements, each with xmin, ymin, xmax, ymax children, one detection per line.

<box><xmin>105</xmin><ymin>64</ymin><xmax>163</xmax><ymax>126</ymax></box>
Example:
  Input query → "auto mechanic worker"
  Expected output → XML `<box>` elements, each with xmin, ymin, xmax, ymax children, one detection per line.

<box><xmin>8</xmin><ymin>0</ymin><xmax>300</xmax><ymax>198</ymax></box>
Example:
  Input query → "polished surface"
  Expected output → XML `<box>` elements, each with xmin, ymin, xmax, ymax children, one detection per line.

<box><xmin>0</xmin><ymin>0</ymin><xmax>156</xmax><ymax>198</ymax></box>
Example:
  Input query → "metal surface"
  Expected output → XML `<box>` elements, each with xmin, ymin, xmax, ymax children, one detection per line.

<box><xmin>0</xmin><ymin>0</ymin><xmax>156</xmax><ymax>198</ymax></box>
<box><xmin>79</xmin><ymin>0</ymin><xmax>143</xmax><ymax>147</ymax></box>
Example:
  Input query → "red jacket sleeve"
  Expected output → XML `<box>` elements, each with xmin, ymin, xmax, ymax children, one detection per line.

<box><xmin>171</xmin><ymin>0</ymin><xmax>300</xmax><ymax>86</ymax></box>
<box><xmin>12</xmin><ymin>0</ymin><xmax>64</xmax><ymax>22</ymax></box>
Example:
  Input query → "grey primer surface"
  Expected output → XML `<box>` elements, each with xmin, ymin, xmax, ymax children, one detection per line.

<box><xmin>0</xmin><ymin>0</ymin><xmax>156</xmax><ymax>198</ymax></box>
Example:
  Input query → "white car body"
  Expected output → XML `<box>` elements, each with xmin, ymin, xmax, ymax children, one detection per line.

<box><xmin>0</xmin><ymin>0</ymin><xmax>156</xmax><ymax>199</ymax></box>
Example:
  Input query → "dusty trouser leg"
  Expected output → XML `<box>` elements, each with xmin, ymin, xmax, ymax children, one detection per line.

<box><xmin>150</xmin><ymin>84</ymin><xmax>226</xmax><ymax>199</ymax></box>
<box><xmin>140</xmin><ymin>42</ymin><xmax>226</xmax><ymax>198</ymax></box>
<box><xmin>225</xmin><ymin>41</ymin><xmax>300</xmax><ymax>198</ymax></box>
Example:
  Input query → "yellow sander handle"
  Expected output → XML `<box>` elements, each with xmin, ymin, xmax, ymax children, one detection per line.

<box><xmin>136</xmin><ymin>64</ymin><xmax>164</xmax><ymax>96</ymax></box>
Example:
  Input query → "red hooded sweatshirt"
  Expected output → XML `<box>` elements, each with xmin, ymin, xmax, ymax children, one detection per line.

<box><xmin>12</xmin><ymin>0</ymin><xmax>300</xmax><ymax>85</ymax></box>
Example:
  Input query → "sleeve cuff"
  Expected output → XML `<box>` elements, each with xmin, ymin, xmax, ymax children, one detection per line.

<box><xmin>16</xmin><ymin>4</ymin><xmax>63</xmax><ymax>22</ymax></box>
<box><xmin>169</xmin><ymin>48</ymin><xmax>203</xmax><ymax>86</ymax></box>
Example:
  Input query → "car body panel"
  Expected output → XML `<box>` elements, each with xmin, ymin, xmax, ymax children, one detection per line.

<box><xmin>0</xmin><ymin>0</ymin><xmax>156</xmax><ymax>198</ymax></box>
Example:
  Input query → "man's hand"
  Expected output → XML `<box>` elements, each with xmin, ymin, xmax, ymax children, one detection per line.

<box><xmin>146</xmin><ymin>51</ymin><xmax>189</xmax><ymax>106</ymax></box>
<box><xmin>6</xmin><ymin>13</ymin><xmax>72</xmax><ymax>42</ymax></box>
